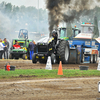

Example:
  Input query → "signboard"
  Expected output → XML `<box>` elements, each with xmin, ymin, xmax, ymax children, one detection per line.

<box><xmin>91</xmin><ymin>50</ymin><xmax>98</xmax><ymax>54</ymax></box>
<box><xmin>75</xmin><ymin>33</ymin><xmax>93</xmax><ymax>39</ymax></box>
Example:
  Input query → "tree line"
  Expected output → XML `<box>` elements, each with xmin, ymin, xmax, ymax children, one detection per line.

<box><xmin>0</xmin><ymin>1</ymin><xmax>100</xmax><ymax>41</ymax></box>
<box><xmin>0</xmin><ymin>1</ymin><xmax>49</xmax><ymax>40</ymax></box>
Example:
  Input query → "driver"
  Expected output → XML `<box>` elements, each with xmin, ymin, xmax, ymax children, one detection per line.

<box><xmin>20</xmin><ymin>32</ymin><xmax>24</xmax><ymax>38</ymax></box>
<box><xmin>13</xmin><ymin>41</ymin><xmax>21</xmax><ymax>49</ymax></box>
<box><xmin>52</xmin><ymin>30</ymin><xmax>58</xmax><ymax>44</ymax></box>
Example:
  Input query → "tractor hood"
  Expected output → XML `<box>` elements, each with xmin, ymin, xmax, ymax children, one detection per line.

<box><xmin>37</xmin><ymin>37</ymin><xmax>49</xmax><ymax>44</ymax></box>
<box><xmin>95</xmin><ymin>37</ymin><xmax>100</xmax><ymax>43</ymax></box>
<box><xmin>11</xmin><ymin>49</ymin><xmax>26</xmax><ymax>52</ymax></box>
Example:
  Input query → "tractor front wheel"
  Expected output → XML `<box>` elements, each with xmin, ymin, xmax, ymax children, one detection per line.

<box><xmin>22</xmin><ymin>54</ymin><xmax>27</xmax><ymax>60</ymax></box>
<box><xmin>32</xmin><ymin>54</ymin><xmax>37</xmax><ymax>63</ymax></box>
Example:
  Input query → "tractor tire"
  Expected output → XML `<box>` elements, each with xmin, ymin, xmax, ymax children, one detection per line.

<box><xmin>76</xmin><ymin>47</ymin><xmax>81</xmax><ymax>64</ymax></box>
<box><xmin>51</xmin><ymin>54</ymin><xmax>56</xmax><ymax>64</ymax></box>
<box><xmin>93</xmin><ymin>54</ymin><xmax>97</xmax><ymax>63</ymax></box>
<box><xmin>9</xmin><ymin>54</ymin><xmax>13</xmax><ymax>59</ymax></box>
<box><xmin>81</xmin><ymin>47</ymin><xmax>84</xmax><ymax>63</ymax></box>
<box><xmin>56</xmin><ymin>56</ymin><xmax>60</xmax><ymax>64</ymax></box>
<box><xmin>32</xmin><ymin>53</ymin><xmax>37</xmax><ymax>63</ymax></box>
<box><xmin>57</xmin><ymin>40</ymin><xmax>70</xmax><ymax>64</ymax></box>
<box><xmin>22</xmin><ymin>54</ymin><xmax>27</xmax><ymax>60</ymax></box>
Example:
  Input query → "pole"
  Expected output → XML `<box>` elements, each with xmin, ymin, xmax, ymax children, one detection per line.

<box><xmin>38</xmin><ymin>0</ymin><xmax>39</xmax><ymax>34</ymax></box>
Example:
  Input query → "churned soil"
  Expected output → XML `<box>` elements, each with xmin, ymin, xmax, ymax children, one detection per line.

<box><xmin>0</xmin><ymin>59</ymin><xmax>100</xmax><ymax>100</ymax></box>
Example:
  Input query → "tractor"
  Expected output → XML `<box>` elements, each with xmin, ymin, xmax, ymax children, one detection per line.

<box><xmin>32</xmin><ymin>16</ymin><xmax>100</xmax><ymax>64</ymax></box>
<box><xmin>32</xmin><ymin>26</ymin><xmax>81</xmax><ymax>64</ymax></box>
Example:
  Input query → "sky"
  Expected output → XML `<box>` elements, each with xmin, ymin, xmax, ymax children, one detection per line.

<box><xmin>0</xmin><ymin>0</ymin><xmax>46</xmax><ymax>9</ymax></box>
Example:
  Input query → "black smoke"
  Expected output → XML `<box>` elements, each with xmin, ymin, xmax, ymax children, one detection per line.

<box><xmin>46</xmin><ymin>0</ymin><xmax>98</xmax><ymax>33</ymax></box>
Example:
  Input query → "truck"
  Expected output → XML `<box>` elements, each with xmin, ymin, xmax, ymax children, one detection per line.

<box><xmin>9</xmin><ymin>29</ymin><xmax>33</xmax><ymax>60</ymax></box>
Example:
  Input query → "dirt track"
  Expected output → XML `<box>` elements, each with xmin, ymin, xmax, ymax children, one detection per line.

<box><xmin>0</xmin><ymin>59</ymin><xmax>98</xmax><ymax>70</ymax></box>
<box><xmin>0</xmin><ymin>59</ymin><xmax>100</xmax><ymax>100</ymax></box>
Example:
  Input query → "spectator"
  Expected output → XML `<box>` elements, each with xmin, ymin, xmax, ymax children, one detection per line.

<box><xmin>28</xmin><ymin>41</ymin><xmax>35</xmax><ymax>60</ymax></box>
<box><xmin>3</xmin><ymin>38</ymin><xmax>9</xmax><ymax>59</ymax></box>
<box><xmin>13</xmin><ymin>41</ymin><xmax>21</xmax><ymax>49</ymax></box>
<box><xmin>0</xmin><ymin>39</ymin><xmax>6</xmax><ymax>59</ymax></box>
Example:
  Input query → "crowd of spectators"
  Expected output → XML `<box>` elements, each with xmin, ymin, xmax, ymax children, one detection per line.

<box><xmin>0</xmin><ymin>38</ymin><xmax>36</xmax><ymax>60</ymax></box>
<box><xmin>0</xmin><ymin>38</ymin><xmax>9</xmax><ymax>59</ymax></box>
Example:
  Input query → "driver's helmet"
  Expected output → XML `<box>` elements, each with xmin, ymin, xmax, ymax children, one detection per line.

<box><xmin>52</xmin><ymin>30</ymin><xmax>58</xmax><ymax>38</ymax></box>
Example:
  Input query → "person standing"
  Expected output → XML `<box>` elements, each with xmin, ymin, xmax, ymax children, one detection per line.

<box><xmin>28</xmin><ymin>41</ymin><xmax>35</xmax><ymax>60</ymax></box>
<box><xmin>0</xmin><ymin>39</ymin><xmax>6</xmax><ymax>59</ymax></box>
<box><xmin>2</xmin><ymin>38</ymin><xmax>9</xmax><ymax>59</ymax></box>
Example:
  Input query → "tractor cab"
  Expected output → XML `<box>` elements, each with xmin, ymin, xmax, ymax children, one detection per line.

<box><xmin>18</xmin><ymin>29</ymin><xmax>28</xmax><ymax>39</ymax></box>
<box><xmin>58</xmin><ymin>27</ymin><xmax>81</xmax><ymax>40</ymax></box>
<box><xmin>72</xmin><ymin>27</ymin><xmax>81</xmax><ymax>37</ymax></box>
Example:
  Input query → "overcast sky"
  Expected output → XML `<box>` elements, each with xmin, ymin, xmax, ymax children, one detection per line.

<box><xmin>0</xmin><ymin>0</ymin><xmax>46</xmax><ymax>9</ymax></box>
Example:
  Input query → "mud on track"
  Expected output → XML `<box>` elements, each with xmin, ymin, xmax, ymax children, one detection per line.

<box><xmin>0</xmin><ymin>78</ymin><xmax>100</xmax><ymax>100</ymax></box>
<box><xmin>0</xmin><ymin>59</ymin><xmax>100</xmax><ymax>100</ymax></box>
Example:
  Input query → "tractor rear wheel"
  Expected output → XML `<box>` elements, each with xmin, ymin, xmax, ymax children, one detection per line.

<box><xmin>32</xmin><ymin>53</ymin><xmax>37</xmax><ymax>63</ymax></box>
<box><xmin>57</xmin><ymin>40</ymin><xmax>70</xmax><ymax>64</ymax></box>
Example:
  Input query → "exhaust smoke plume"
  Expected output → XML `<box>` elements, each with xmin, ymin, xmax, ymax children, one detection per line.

<box><xmin>46</xmin><ymin>0</ymin><xmax>99</xmax><ymax>33</ymax></box>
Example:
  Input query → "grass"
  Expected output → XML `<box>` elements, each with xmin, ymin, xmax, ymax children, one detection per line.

<box><xmin>0</xmin><ymin>69</ymin><xmax>100</xmax><ymax>80</ymax></box>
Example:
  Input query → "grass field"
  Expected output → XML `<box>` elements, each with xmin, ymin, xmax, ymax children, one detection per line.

<box><xmin>0</xmin><ymin>69</ymin><xmax>100</xmax><ymax>79</ymax></box>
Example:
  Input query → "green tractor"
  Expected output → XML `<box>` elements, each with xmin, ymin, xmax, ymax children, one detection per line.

<box><xmin>9</xmin><ymin>29</ymin><xmax>33</xmax><ymax>60</ymax></box>
<box><xmin>59</xmin><ymin>27</ymin><xmax>81</xmax><ymax>40</ymax></box>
